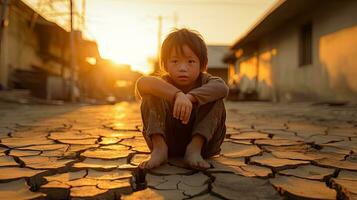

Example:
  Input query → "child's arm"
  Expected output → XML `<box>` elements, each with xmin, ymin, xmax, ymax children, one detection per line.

<box><xmin>136</xmin><ymin>76</ymin><xmax>193</xmax><ymax>124</ymax></box>
<box><xmin>136</xmin><ymin>76</ymin><xmax>181</xmax><ymax>102</ymax></box>
<box><xmin>187</xmin><ymin>75</ymin><xmax>229</xmax><ymax>105</ymax></box>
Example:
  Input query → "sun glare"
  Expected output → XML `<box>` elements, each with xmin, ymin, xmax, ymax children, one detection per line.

<box><xmin>86</xmin><ymin>4</ymin><xmax>158</xmax><ymax>75</ymax></box>
<box><xmin>93</xmin><ymin>31</ymin><xmax>156</xmax><ymax>75</ymax></box>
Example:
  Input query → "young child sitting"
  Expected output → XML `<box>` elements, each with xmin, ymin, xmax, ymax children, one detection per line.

<box><xmin>136</xmin><ymin>28</ymin><xmax>228</xmax><ymax>170</ymax></box>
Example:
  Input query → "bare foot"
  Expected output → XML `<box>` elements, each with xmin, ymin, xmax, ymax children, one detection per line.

<box><xmin>139</xmin><ymin>134</ymin><xmax>168</xmax><ymax>169</ymax></box>
<box><xmin>184</xmin><ymin>135</ymin><xmax>210</xmax><ymax>169</ymax></box>
<box><xmin>140</xmin><ymin>147</ymin><xmax>168</xmax><ymax>169</ymax></box>
<box><xmin>184</xmin><ymin>147</ymin><xmax>210</xmax><ymax>169</ymax></box>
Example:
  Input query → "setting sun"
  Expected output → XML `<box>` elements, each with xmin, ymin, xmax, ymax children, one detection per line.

<box><xmin>84</xmin><ymin>0</ymin><xmax>275</xmax><ymax>76</ymax></box>
<box><xmin>90</xmin><ymin>24</ymin><xmax>157</xmax><ymax>75</ymax></box>
<box><xmin>85</xmin><ymin>1</ymin><xmax>161</xmax><ymax>75</ymax></box>
<box><xmin>21</xmin><ymin>0</ymin><xmax>276</xmax><ymax>76</ymax></box>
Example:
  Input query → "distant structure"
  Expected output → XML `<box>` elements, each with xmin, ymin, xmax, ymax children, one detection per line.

<box><xmin>224</xmin><ymin>0</ymin><xmax>357</xmax><ymax>102</ymax></box>
<box><xmin>206</xmin><ymin>45</ymin><xmax>229</xmax><ymax>83</ymax></box>
<box><xmin>0</xmin><ymin>0</ymin><xmax>97</xmax><ymax>100</ymax></box>
<box><xmin>0</xmin><ymin>0</ymin><xmax>141</xmax><ymax>101</ymax></box>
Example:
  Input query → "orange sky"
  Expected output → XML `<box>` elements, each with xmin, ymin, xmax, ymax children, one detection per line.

<box><xmin>22</xmin><ymin>0</ymin><xmax>277</xmax><ymax>74</ymax></box>
<box><xmin>85</xmin><ymin>0</ymin><xmax>276</xmax><ymax>74</ymax></box>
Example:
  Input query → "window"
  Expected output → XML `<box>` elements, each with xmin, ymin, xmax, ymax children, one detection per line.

<box><xmin>299</xmin><ymin>22</ymin><xmax>312</xmax><ymax>66</ymax></box>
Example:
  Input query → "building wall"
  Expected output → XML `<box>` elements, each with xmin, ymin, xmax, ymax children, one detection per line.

<box><xmin>0</xmin><ymin>2</ymin><xmax>72</xmax><ymax>89</ymax></box>
<box><xmin>0</xmin><ymin>4</ymin><xmax>42</xmax><ymax>88</ymax></box>
<box><xmin>316</xmin><ymin>1</ymin><xmax>357</xmax><ymax>101</ymax></box>
<box><xmin>237</xmin><ymin>0</ymin><xmax>357</xmax><ymax>101</ymax></box>
<box><xmin>6</xmin><ymin>6</ymin><xmax>43</xmax><ymax>71</ymax></box>
<box><xmin>207</xmin><ymin>45</ymin><xmax>229</xmax><ymax>69</ymax></box>
<box><xmin>207</xmin><ymin>68</ymin><xmax>228</xmax><ymax>83</ymax></box>
<box><xmin>238</xmin><ymin>48</ymin><xmax>276</xmax><ymax>100</ymax></box>
<box><xmin>207</xmin><ymin>45</ymin><xmax>229</xmax><ymax>83</ymax></box>
<box><xmin>35</xmin><ymin>25</ymin><xmax>71</xmax><ymax>77</ymax></box>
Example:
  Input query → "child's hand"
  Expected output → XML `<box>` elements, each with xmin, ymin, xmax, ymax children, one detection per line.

<box><xmin>185</xmin><ymin>94</ymin><xmax>197</xmax><ymax>103</ymax></box>
<box><xmin>173</xmin><ymin>92</ymin><xmax>192</xmax><ymax>124</ymax></box>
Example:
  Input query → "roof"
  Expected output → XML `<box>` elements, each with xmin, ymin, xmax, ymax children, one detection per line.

<box><xmin>80</xmin><ymin>39</ymin><xmax>101</xmax><ymax>58</ymax></box>
<box><xmin>222</xmin><ymin>51</ymin><xmax>236</xmax><ymax>64</ymax></box>
<box><xmin>231</xmin><ymin>0</ymin><xmax>320</xmax><ymax>50</ymax></box>
<box><xmin>207</xmin><ymin>45</ymin><xmax>229</xmax><ymax>69</ymax></box>
<box><xmin>13</xmin><ymin>0</ymin><xmax>68</xmax><ymax>32</ymax></box>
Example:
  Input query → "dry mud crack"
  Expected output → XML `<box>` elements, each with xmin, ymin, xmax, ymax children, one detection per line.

<box><xmin>1</xmin><ymin>101</ymin><xmax>357</xmax><ymax>199</ymax></box>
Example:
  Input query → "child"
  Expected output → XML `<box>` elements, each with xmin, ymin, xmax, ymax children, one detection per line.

<box><xmin>136</xmin><ymin>28</ymin><xmax>228</xmax><ymax>170</ymax></box>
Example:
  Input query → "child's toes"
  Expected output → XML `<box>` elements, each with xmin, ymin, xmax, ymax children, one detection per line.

<box><xmin>187</xmin><ymin>161</ymin><xmax>197</xmax><ymax>169</ymax></box>
<box><xmin>193</xmin><ymin>161</ymin><xmax>205</xmax><ymax>170</ymax></box>
<box><xmin>146</xmin><ymin>161</ymin><xmax>155</xmax><ymax>169</ymax></box>
<box><xmin>139</xmin><ymin>161</ymin><xmax>147</xmax><ymax>169</ymax></box>
<box><xmin>139</xmin><ymin>163</ymin><xmax>144</xmax><ymax>169</ymax></box>
<box><xmin>187</xmin><ymin>161</ymin><xmax>195</xmax><ymax>168</ymax></box>
<box><xmin>198</xmin><ymin>161</ymin><xmax>210</xmax><ymax>169</ymax></box>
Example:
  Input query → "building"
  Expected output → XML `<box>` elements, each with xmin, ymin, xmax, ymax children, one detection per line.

<box><xmin>84</xmin><ymin>59</ymin><xmax>142</xmax><ymax>101</ymax></box>
<box><xmin>1</xmin><ymin>0</ymin><xmax>70</xmax><ymax>96</ymax></box>
<box><xmin>0</xmin><ymin>0</ymin><xmax>104</xmax><ymax>100</ymax></box>
<box><xmin>224</xmin><ymin>0</ymin><xmax>357</xmax><ymax>102</ymax></box>
<box><xmin>206</xmin><ymin>45</ymin><xmax>229</xmax><ymax>83</ymax></box>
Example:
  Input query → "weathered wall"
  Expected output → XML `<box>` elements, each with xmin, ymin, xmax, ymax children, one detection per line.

<box><xmin>0</xmin><ymin>4</ymin><xmax>42</xmax><ymax>88</ymax></box>
<box><xmin>319</xmin><ymin>26</ymin><xmax>357</xmax><ymax>100</ymax></box>
<box><xmin>6</xmin><ymin>6</ymin><xmax>42</xmax><ymax>71</ymax></box>
<box><xmin>0</xmin><ymin>2</ymin><xmax>71</xmax><ymax>89</ymax></box>
<box><xmin>207</xmin><ymin>68</ymin><xmax>228</xmax><ymax>83</ymax></box>
<box><xmin>237</xmin><ymin>0</ymin><xmax>357</xmax><ymax>102</ymax></box>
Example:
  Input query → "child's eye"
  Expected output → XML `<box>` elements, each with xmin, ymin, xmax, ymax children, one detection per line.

<box><xmin>188</xmin><ymin>60</ymin><xmax>196</xmax><ymax>64</ymax></box>
<box><xmin>170</xmin><ymin>60</ymin><xmax>178</xmax><ymax>64</ymax></box>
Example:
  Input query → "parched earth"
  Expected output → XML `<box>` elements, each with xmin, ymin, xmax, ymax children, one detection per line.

<box><xmin>0</xmin><ymin>101</ymin><xmax>357</xmax><ymax>200</ymax></box>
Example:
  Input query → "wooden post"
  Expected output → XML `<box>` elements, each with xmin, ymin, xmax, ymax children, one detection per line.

<box><xmin>155</xmin><ymin>15</ymin><xmax>162</xmax><ymax>73</ymax></box>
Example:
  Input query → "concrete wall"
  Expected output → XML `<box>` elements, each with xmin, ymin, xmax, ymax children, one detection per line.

<box><xmin>207</xmin><ymin>45</ymin><xmax>229</xmax><ymax>69</ymax></box>
<box><xmin>207</xmin><ymin>68</ymin><xmax>228</xmax><ymax>83</ymax></box>
<box><xmin>237</xmin><ymin>0</ymin><xmax>357</xmax><ymax>102</ymax></box>
<box><xmin>6</xmin><ymin>6</ymin><xmax>43</xmax><ymax>71</ymax></box>
<box><xmin>0</xmin><ymin>2</ymin><xmax>71</xmax><ymax>89</ymax></box>
<box><xmin>0</xmin><ymin>4</ymin><xmax>42</xmax><ymax>88</ymax></box>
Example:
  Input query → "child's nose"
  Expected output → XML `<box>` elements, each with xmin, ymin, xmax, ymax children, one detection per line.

<box><xmin>178</xmin><ymin>63</ymin><xmax>188</xmax><ymax>71</ymax></box>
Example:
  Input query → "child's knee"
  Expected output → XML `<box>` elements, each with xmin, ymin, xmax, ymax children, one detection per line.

<box><xmin>141</xmin><ymin>95</ymin><xmax>162</xmax><ymax>109</ymax></box>
<box><xmin>213</xmin><ymin>100</ymin><xmax>225</xmax><ymax>114</ymax></box>
<box><xmin>140</xmin><ymin>95</ymin><xmax>169</xmax><ymax>137</ymax></box>
<box><xmin>192</xmin><ymin>100</ymin><xmax>226</xmax><ymax>141</ymax></box>
<box><xmin>197</xmin><ymin>99</ymin><xmax>226</xmax><ymax>120</ymax></box>
<box><xmin>140</xmin><ymin>95</ymin><xmax>170</xmax><ymax>115</ymax></box>
<box><xmin>140</xmin><ymin>95</ymin><xmax>153</xmax><ymax>109</ymax></box>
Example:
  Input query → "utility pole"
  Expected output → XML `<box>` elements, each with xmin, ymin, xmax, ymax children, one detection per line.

<box><xmin>81</xmin><ymin>0</ymin><xmax>86</xmax><ymax>31</ymax></box>
<box><xmin>0</xmin><ymin>0</ymin><xmax>10</xmax><ymax>89</ymax></box>
<box><xmin>148</xmin><ymin>13</ymin><xmax>178</xmax><ymax>74</ymax></box>
<box><xmin>69</xmin><ymin>0</ymin><xmax>77</xmax><ymax>102</ymax></box>
<box><xmin>155</xmin><ymin>15</ymin><xmax>162</xmax><ymax>73</ymax></box>
<box><xmin>173</xmin><ymin>12</ymin><xmax>178</xmax><ymax>28</ymax></box>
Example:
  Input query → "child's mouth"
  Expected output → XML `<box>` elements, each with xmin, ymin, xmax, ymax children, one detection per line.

<box><xmin>177</xmin><ymin>76</ymin><xmax>189</xmax><ymax>79</ymax></box>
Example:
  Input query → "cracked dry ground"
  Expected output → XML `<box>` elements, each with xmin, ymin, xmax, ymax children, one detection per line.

<box><xmin>0</xmin><ymin>101</ymin><xmax>357</xmax><ymax>200</ymax></box>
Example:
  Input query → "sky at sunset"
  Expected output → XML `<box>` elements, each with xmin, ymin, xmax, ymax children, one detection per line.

<box><xmin>22</xmin><ymin>0</ymin><xmax>277</xmax><ymax>74</ymax></box>
<box><xmin>84</xmin><ymin>0</ymin><xmax>276</xmax><ymax>74</ymax></box>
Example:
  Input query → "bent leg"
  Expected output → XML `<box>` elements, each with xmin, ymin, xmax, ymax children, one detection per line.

<box><xmin>196</xmin><ymin>100</ymin><xmax>226</xmax><ymax>158</ymax></box>
<box><xmin>140</xmin><ymin>95</ymin><xmax>170</xmax><ymax>169</ymax></box>
<box><xmin>141</xmin><ymin>95</ymin><xmax>193</xmax><ymax>157</ymax></box>
<box><xmin>140</xmin><ymin>95</ymin><xmax>170</xmax><ymax>149</ymax></box>
<box><xmin>192</xmin><ymin>99</ymin><xmax>226</xmax><ymax>158</ymax></box>
<box><xmin>184</xmin><ymin>100</ymin><xmax>226</xmax><ymax>169</ymax></box>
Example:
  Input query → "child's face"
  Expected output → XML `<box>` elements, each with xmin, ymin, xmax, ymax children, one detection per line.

<box><xmin>166</xmin><ymin>45</ymin><xmax>201</xmax><ymax>88</ymax></box>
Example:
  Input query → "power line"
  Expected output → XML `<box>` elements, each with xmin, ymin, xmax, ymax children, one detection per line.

<box><xmin>95</xmin><ymin>0</ymin><xmax>274</xmax><ymax>6</ymax></box>
<box><xmin>23</xmin><ymin>0</ymin><xmax>85</xmax><ymax>31</ymax></box>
